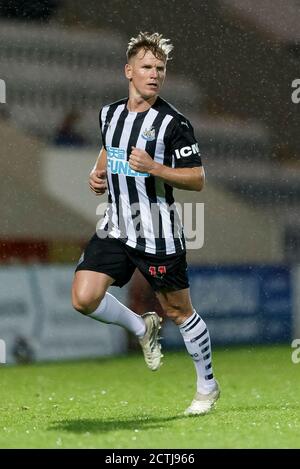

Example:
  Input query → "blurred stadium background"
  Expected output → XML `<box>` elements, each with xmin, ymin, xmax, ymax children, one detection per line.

<box><xmin>0</xmin><ymin>0</ymin><xmax>299</xmax><ymax>367</ymax></box>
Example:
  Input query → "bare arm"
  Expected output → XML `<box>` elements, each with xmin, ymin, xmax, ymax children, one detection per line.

<box><xmin>150</xmin><ymin>164</ymin><xmax>205</xmax><ymax>191</ymax></box>
<box><xmin>92</xmin><ymin>146</ymin><xmax>107</xmax><ymax>172</ymax></box>
<box><xmin>89</xmin><ymin>146</ymin><xmax>108</xmax><ymax>195</ymax></box>
<box><xmin>129</xmin><ymin>146</ymin><xmax>205</xmax><ymax>191</ymax></box>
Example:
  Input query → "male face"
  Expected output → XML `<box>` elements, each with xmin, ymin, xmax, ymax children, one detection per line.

<box><xmin>125</xmin><ymin>48</ymin><xmax>166</xmax><ymax>100</ymax></box>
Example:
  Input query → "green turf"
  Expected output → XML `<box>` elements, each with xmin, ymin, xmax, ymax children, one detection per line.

<box><xmin>0</xmin><ymin>345</ymin><xmax>299</xmax><ymax>448</ymax></box>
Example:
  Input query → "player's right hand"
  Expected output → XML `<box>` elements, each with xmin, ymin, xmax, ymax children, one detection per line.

<box><xmin>89</xmin><ymin>169</ymin><xmax>107</xmax><ymax>195</ymax></box>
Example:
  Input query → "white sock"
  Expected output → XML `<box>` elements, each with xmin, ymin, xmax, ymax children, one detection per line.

<box><xmin>179</xmin><ymin>310</ymin><xmax>216</xmax><ymax>394</ymax></box>
<box><xmin>89</xmin><ymin>292</ymin><xmax>146</xmax><ymax>338</ymax></box>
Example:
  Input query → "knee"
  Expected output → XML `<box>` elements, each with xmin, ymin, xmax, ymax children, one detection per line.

<box><xmin>165</xmin><ymin>304</ymin><xmax>183</xmax><ymax>324</ymax></box>
<box><xmin>164</xmin><ymin>304</ymin><xmax>192</xmax><ymax>325</ymax></box>
<box><xmin>72</xmin><ymin>289</ymin><xmax>105</xmax><ymax>315</ymax></box>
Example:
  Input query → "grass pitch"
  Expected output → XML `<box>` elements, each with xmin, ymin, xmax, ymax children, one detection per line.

<box><xmin>0</xmin><ymin>345</ymin><xmax>299</xmax><ymax>448</ymax></box>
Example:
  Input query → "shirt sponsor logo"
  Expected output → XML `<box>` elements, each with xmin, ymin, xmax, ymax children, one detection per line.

<box><xmin>141</xmin><ymin>126</ymin><xmax>156</xmax><ymax>141</ymax></box>
<box><xmin>107</xmin><ymin>146</ymin><xmax>150</xmax><ymax>177</ymax></box>
<box><xmin>174</xmin><ymin>143</ymin><xmax>200</xmax><ymax>159</ymax></box>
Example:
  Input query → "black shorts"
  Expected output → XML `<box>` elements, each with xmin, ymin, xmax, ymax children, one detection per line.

<box><xmin>75</xmin><ymin>233</ymin><xmax>189</xmax><ymax>292</ymax></box>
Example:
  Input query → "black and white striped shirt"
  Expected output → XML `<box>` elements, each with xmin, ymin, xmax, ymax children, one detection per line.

<box><xmin>98</xmin><ymin>96</ymin><xmax>202</xmax><ymax>256</ymax></box>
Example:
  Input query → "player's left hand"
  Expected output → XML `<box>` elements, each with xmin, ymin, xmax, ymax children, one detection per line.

<box><xmin>129</xmin><ymin>147</ymin><xmax>157</xmax><ymax>174</ymax></box>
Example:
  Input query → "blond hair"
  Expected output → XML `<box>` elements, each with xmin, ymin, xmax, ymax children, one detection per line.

<box><xmin>126</xmin><ymin>32</ymin><xmax>173</xmax><ymax>62</ymax></box>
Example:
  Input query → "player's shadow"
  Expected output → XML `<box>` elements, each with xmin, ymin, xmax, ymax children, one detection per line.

<box><xmin>50</xmin><ymin>415</ymin><xmax>186</xmax><ymax>434</ymax></box>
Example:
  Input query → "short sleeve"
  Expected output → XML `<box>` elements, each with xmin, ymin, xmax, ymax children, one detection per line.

<box><xmin>167</xmin><ymin>117</ymin><xmax>202</xmax><ymax>168</ymax></box>
<box><xmin>99</xmin><ymin>108</ymin><xmax>106</xmax><ymax>149</ymax></box>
